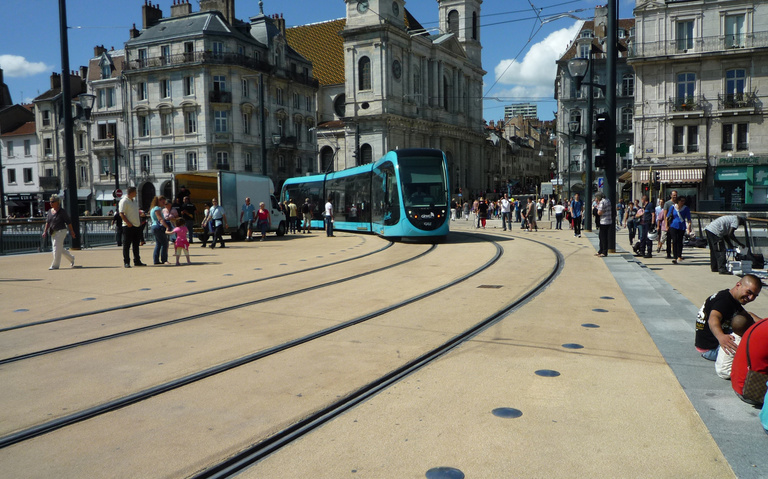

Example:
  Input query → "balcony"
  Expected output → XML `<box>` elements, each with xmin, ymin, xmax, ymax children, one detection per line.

<box><xmin>39</xmin><ymin>176</ymin><xmax>60</xmax><ymax>191</ymax></box>
<box><xmin>209</xmin><ymin>91</ymin><xmax>232</xmax><ymax>103</ymax></box>
<box><xmin>126</xmin><ymin>51</ymin><xmax>272</xmax><ymax>73</ymax></box>
<box><xmin>92</xmin><ymin>137</ymin><xmax>117</xmax><ymax>152</ymax></box>
<box><xmin>216</xmin><ymin>163</ymin><xmax>230</xmax><ymax>171</ymax></box>
<box><xmin>673</xmin><ymin>145</ymin><xmax>684</xmax><ymax>154</ymax></box>
<box><xmin>629</xmin><ymin>31</ymin><xmax>768</xmax><ymax>59</ymax></box>
<box><xmin>717</xmin><ymin>91</ymin><xmax>757</xmax><ymax>110</ymax></box>
<box><xmin>687</xmin><ymin>144</ymin><xmax>699</xmax><ymax>153</ymax></box>
<box><xmin>669</xmin><ymin>95</ymin><xmax>705</xmax><ymax>112</ymax></box>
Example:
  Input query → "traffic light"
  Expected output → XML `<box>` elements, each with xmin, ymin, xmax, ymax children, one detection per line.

<box><xmin>594</xmin><ymin>155</ymin><xmax>606</xmax><ymax>169</ymax></box>
<box><xmin>594</xmin><ymin>112</ymin><xmax>610</xmax><ymax>150</ymax></box>
<box><xmin>654</xmin><ymin>171</ymin><xmax>660</xmax><ymax>183</ymax></box>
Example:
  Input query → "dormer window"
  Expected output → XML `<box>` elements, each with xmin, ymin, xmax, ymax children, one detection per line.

<box><xmin>580</xmin><ymin>30</ymin><xmax>593</xmax><ymax>39</ymax></box>
<box><xmin>101</xmin><ymin>62</ymin><xmax>111</xmax><ymax>79</ymax></box>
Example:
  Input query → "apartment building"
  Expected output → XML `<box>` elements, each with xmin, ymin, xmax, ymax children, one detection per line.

<box><xmin>629</xmin><ymin>0</ymin><xmax>768</xmax><ymax>210</ymax></box>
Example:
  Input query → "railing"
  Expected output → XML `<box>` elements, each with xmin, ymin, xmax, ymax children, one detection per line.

<box><xmin>209</xmin><ymin>91</ymin><xmax>232</xmax><ymax>103</ymax></box>
<box><xmin>669</xmin><ymin>95</ymin><xmax>705</xmax><ymax>112</ymax></box>
<box><xmin>691</xmin><ymin>212</ymin><xmax>768</xmax><ymax>261</ymax></box>
<box><xmin>717</xmin><ymin>92</ymin><xmax>758</xmax><ymax>109</ymax></box>
<box><xmin>630</xmin><ymin>31</ymin><xmax>768</xmax><ymax>58</ymax></box>
<box><xmin>0</xmin><ymin>217</ymin><xmax>153</xmax><ymax>256</ymax></box>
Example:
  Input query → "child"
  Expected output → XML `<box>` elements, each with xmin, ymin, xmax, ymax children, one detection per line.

<box><xmin>167</xmin><ymin>218</ymin><xmax>191</xmax><ymax>266</ymax></box>
<box><xmin>715</xmin><ymin>313</ymin><xmax>755</xmax><ymax>380</ymax></box>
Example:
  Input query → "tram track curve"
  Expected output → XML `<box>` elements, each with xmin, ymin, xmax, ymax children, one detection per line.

<box><xmin>191</xmin><ymin>233</ymin><xmax>563</xmax><ymax>479</ymax></box>
<box><xmin>0</xmin><ymin>233</ymin><xmax>503</xmax><ymax>449</ymax></box>
<box><xmin>0</xmin><ymin>243</ymin><xmax>431</xmax><ymax>366</ymax></box>
<box><xmin>0</xmin><ymin>239</ymin><xmax>393</xmax><ymax>333</ymax></box>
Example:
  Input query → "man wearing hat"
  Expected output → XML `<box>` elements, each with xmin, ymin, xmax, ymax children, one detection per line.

<box><xmin>41</xmin><ymin>195</ymin><xmax>75</xmax><ymax>270</ymax></box>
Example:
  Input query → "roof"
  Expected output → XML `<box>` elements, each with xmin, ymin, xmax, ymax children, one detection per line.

<box><xmin>126</xmin><ymin>11</ymin><xmax>257</xmax><ymax>46</ymax></box>
<box><xmin>88</xmin><ymin>50</ymin><xmax>126</xmax><ymax>82</ymax></box>
<box><xmin>285</xmin><ymin>19</ymin><xmax>346</xmax><ymax>86</ymax></box>
<box><xmin>1</xmin><ymin>121</ymin><xmax>35</xmax><ymax>137</ymax></box>
<box><xmin>557</xmin><ymin>19</ymin><xmax>635</xmax><ymax>63</ymax></box>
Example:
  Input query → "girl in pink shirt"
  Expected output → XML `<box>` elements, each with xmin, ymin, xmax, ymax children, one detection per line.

<box><xmin>167</xmin><ymin>218</ymin><xmax>191</xmax><ymax>265</ymax></box>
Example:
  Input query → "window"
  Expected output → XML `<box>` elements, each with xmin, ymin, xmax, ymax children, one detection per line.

<box><xmin>687</xmin><ymin>125</ymin><xmax>698</xmax><ymax>152</ymax></box>
<box><xmin>24</xmin><ymin>139</ymin><xmax>31</xmax><ymax>156</ymax></box>
<box><xmin>216</xmin><ymin>151</ymin><xmax>229</xmax><ymax>170</ymax></box>
<box><xmin>570</xmin><ymin>109</ymin><xmax>581</xmax><ymax>134</ymax></box>
<box><xmin>243</xmin><ymin>112</ymin><xmax>251</xmax><ymax>135</ymax></box>
<box><xmin>737</xmin><ymin>123</ymin><xmax>748</xmax><ymax>151</ymax></box>
<box><xmin>306</xmin><ymin>124</ymin><xmax>313</xmax><ymax>143</ymax></box>
<box><xmin>360</xmin><ymin>144</ymin><xmax>373</xmax><ymax>165</ymax></box>
<box><xmin>161</xmin><ymin>112</ymin><xmax>173</xmax><ymax>136</ymax></box>
<box><xmin>7</xmin><ymin>168</ymin><xmax>16</xmax><ymax>184</ymax></box>
<box><xmin>447</xmin><ymin>10</ymin><xmax>459</xmax><ymax>35</ymax></box>
<box><xmin>98</xmin><ymin>89</ymin><xmax>106</xmax><ymax>109</ymax></box>
<box><xmin>45</xmin><ymin>168</ymin><xmax>54</xmax><ymax>177</ymax></box>
<box><xmin>79</xmin><ymin>165</ymin><xmax>88</xmax><ymax>186</ymax></box>
<box><xmin>276</xmin><ymin>87</ymin><xmax>284</xmax><ymax>105</ymax></box>
<box><xmin>722</xmin><ymin>124</ymin><xmax>734</xmax><ymax>151</ymax></box>
<box><xmin>334</xmin><ymin>94</ymin><xmax>346</xmax><ymax>118</ymax></box>
<box><xmin>138</xmin><ymin>82</ymin><xmax>147</xmax><ymax>101</ymax></box>
<box><xmin>212</xmin><ymin>42</ymin><xmax>224</xmax><ymax>58</ymax></box>
<box><xmin>472</xmin><ymin>11</ymin><xmax>478</xmax><ymax>40</ymax></box>
<box><xmin>6</xmin><ymin>141</ymin><xmax>13</xmax><ymax>157</ymax></box>
<box><xmin>141</xmin><ymin>154</ymin><xmax>151</xmax><ymax>173</ymax></box>
<box><xmin>77</xmin><ymin>133</ymin><xmax>85</xmax><ymax>151</ymax></box>
<box><xmin>358</xmin><ymin>56</ymin><xmax>371</xmax><ymax>90</ymax></box>
<box><xmin>676</xmin><ymin>72</ymin><xmax>695</xmax><ymax>102</ymax></box>
<box><xmin>163</xmin><ymin>153</ymin><xmax>174</xmax><ymax>173</ymax></box>
<box><xmin>725</xmin><ymin>15</ymin><xmax>745</xmax><ymax>48</ymax></box>
<box><xmin>676</xmin><ymin>20</ymin><xmax>694</xmax><ymax>51</ymax></box>
<box><xmin>23</xmin><ymin>168</ymin><xmax>33</xmax><ymax>183</ymax></box>
<box><xmin>137</xmin><ymin>48</ymin><xmax>147</xmax><ymax>67</ymax></box>
<box><xmin>44</xmin><ymin>138</ymin><xmax>53</xmax><ymax>156</ymax></box>
<box><xmin>278</xmin><ymin>155</ymin><xmax>285</xmax><ymax>172</ymax></box>
<box><xmin>277</xmin><ymin>118</ymin><xmax>284</xmax><ymax>137</ymax></box>
<box><xmin>106</xmin><ymin>87</ymin><xmax>115</xmax><ymax>107</ymax></box>
<box><xmin>184</xmin><ymin>76</ymin><xmax>194</xmax><ymax>96</ymax></box>
<box><xmin>621</xmin><ymin>108</ymin><xmax>633</xmax><ymax>132</ymax></box>
<box><xmin>294</xmin><ymin>121</ymin><xmax>301</xmax><ymax>142</ymax></box>
<box><xmin>413</xmin><ymin>67</ymin><xmax>421</xmax><ymax>95</ymax></box>
<box><xmin>139</xmin><ymin>116</ymin><xmax>150</xmax><ymax>137</ymax></box>
<box><xmin>726</xmin><ymin>69</ymin><xmax>746</xmax><ymax>97</ymax></box>
<box><xmin>101</xmin><ymin>158</ymin><xmax>110</xmax><ymax>175</ymax></box>
<box><xmin>214</xmin><ymin>110</ymin><xmax>228</xmax><ymax>132</ymax></box>
<box><xmin>213</xmin><ymin>75</ymin><xmax>226</xmax><ymax>92</ymax></box>
<box><xmin>581</xmin><ymin>30</ymin><xmax>593</xmax><ymax>39</ymax></box>
<box><xmin>242</xmin><ymin>78</ymin><xmax>249</xmax><ymax>98</ymax></box>
<box><xmin>184</xmin><ymin>41</ymin><xmax>194</xmax><ymax>61</ymax></box>
<box><xmin>160</xmin><ymin>79</ymin><xmax>171</xmax><ymax>98</ymax></box>
<box><xmin>237</xmin><ymin>45</ymin><xmax>245</xmax><ymax>57</ymax></box>
<box><xmin>185</xmin><ymin>111</ymin><xmax>197</xmax><ymax>134</ymax></box>
<box><xmin>621</xmin><ymin>74</ymin><xmax>634</xmax><ymax>96</ymax></box>
<box><xmin>244</xmin><ymin>152</ymin><xmax>253</xmax><ymax>172</ymax></box>
<box><xmin>98</xmin><ymin>122</ymin><xmax>117</xmax><ymax>140</ymax></box>
<box><xmin>673</xmin><ymin>126</ymin><xmax>685</xmax><ymax>153</ymax></box>
<box><xmin>186</xmin><ymin>152</ymin><xmax>197</xmax><ymax>171</ymax></box>
<box><xmin>579</xmin><ymin>44</ymin><xmax>591</xmax><ymax>59</ymax></box>
<box><xmin>293</xmin><ymin>92</ymin><xmax>300</xmax><ymax>108</ymax></box>
<box><xmin>101</xmin><ymin>63</ymin><xmax>111</xmax><ymax>78</ymax></box>
<box><xmin>306</xmin><ymin>95</ymin><xmax>312</xmax><ymax>111</ymax></box>
<box><xmin>42</xmin><ymin>110</ymin><xmax>51</xmax><ymax>126</ymax></box>
<box><xmin>161</xmin><ymin>45</ymin><xmax>170</xmax><ymax>64</ymax></box>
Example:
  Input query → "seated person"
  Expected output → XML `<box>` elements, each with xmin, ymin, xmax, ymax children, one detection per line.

<box><xmin>731</xmin><ymin>316</ymin><xmax>768</xmax><ymax>405</ymax></box>
<box><xmin>696</xmin><ymin>274</ymin><xmax>762</xmax><ymax>361</ymax></box>
<box><xmin>715</xmin><ymin>313</ymin><xmax>755</xmax><ymax>379</ymax></box>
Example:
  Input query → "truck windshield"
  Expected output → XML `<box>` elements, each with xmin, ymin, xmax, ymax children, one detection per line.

<box><xmin>399</xmin><ymin>157</ymin><xmax>447</xmax><ymax>207</ymax></box>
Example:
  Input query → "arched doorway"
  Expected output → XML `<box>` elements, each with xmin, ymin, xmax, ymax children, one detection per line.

<box><xmin>140</xmin><ymin>182</ymin><xmax>156</xmax><ymax>211</ymax></box>
<box><xmin>320</xmin><ymin>146</ymin><xmax>334</xmax><ymax>173</ymax></box>
<box><xmin>161</xmin><ymin>181</ymin><xmax>173</xmax><ymax>201</ymax></box>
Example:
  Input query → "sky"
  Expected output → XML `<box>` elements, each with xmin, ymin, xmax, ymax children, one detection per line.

<box><xmin>0</xmin><ymin>0</ymin><xmax>633</xmax><ymax>122</ymax></box>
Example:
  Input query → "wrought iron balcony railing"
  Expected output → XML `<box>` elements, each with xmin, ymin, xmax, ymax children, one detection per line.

<box><xmin>717</xmin><ymin>91</ymin><xmax>757</xmax><ymax>109</ymax></box>
<box><xmin>669</xmin><ymin>95</ymin><xmax>705</xmax><ymax>112</ymax></box>
<box><xmin>629</xmin><ymin>31</ymin><xmax>768</xmax><ymax>58</ymax></box>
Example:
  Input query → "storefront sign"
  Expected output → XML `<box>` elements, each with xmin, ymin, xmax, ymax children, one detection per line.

<box><xmin>715</xmin><ymin>167</ymin><xmax>747</xmax><ymax>181</ymax></box>
<box><xmin>717</xmin><ymin>156</ymin><xmax>765</xmax><ymax>166</ymax></box>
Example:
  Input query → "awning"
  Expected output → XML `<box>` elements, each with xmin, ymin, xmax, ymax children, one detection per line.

<box><xmin>96</xmin><ymin>191</ymin><xmax>114</xmax><ymax>201</ymax></box>
<box><xmin>618</xmin><ymin>171</ymin><xmax>632</xmax><ymax>182</ymax></box>
<box><xmin>58</xmin><ymin>189</ymin><xmax>93</xmax><ymax>200</ymax></box>
<box><xmin>636</xmin><ymin>168</ymin><xmax>705</xmax><ymax>184</ymax></box>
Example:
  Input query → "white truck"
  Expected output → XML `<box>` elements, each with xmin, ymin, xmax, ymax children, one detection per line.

<box><xmin>175</xmin><ymin>171</ymin><xmax>287</xmax><ymax>240</ymax></box>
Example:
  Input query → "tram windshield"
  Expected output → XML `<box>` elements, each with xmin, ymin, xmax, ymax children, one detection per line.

<box><xmin>400</xmin><ymin>157</ymin><xmax>447</xmax><ymax>207</ymax></box>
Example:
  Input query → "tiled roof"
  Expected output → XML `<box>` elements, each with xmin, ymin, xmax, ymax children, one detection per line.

<box><xmin>1</xmin><ymin>121</ymin><xmax>36</xmax><ymax>137</ymax></box>
<box><xmin>285</xmin><ymin>19</ymin><xmax>346</xmax><ymax>86</ymax></box>
<box><xmin>557</xmin><ymin>19</ymin><xmax>635</xmax><ymax>63</ymax></box>
<box><xmin>88</xmin><ymin>50</ymin><xmax>125</xmax><ymax>82</ymax></box>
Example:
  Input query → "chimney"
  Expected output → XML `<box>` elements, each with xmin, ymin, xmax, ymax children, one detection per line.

<box><xmin>94</xmin><ymin>45</ymin><xmax>107</xmax><ymax>57</ymax></box>
<box><xmin>275</xmin><ymin>13</ymin><xmax>285</xmax><ymax>36</ymax></box>
<box><xmin>129</xmin><ymin>23</ymin><xmax>140</xmax><ymax>39</ymax></box>
<box><xmin>51</xmin><ymin>72</ymin><xmax>61</xmax><ymax>90</ymax></box>
<box><xmin>142</xmin><ymin>0</ymin><xmax>163</xmax><ymax>29</ymax></box>
<box><xmin>80</xmin><ymin>65</ymin><xmax>88</xmax><ymax>78</ymax></box>
<box><xmin>199</xmin><ymin>0</ymin><xmax>235</xmax><ymax>24</ymax></box>
<box><xmin>171</xmin><ymin>0</ymin><xmax>192</xmax><ymax>17</ymax></box>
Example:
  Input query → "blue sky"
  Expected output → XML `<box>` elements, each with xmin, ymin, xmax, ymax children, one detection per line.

<box><xmin>0</xmin><ymin>0</ymin><xmax>633</xmax><ymax>121</ymax></box>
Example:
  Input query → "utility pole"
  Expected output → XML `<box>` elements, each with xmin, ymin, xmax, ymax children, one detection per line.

<box><xmin>605</xmin><ymin>0</ymin><xmax>618</xmax><ymax>252</ymax></box>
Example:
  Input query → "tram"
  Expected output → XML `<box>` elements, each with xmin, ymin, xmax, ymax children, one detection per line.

<box><xmin>280</xmin><ymin>148</ymin><xmax>450</xmax><ymax>240</ymax></box>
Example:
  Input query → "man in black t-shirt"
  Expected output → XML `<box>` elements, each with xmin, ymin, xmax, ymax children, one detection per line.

<box><xmin>696</xmin><ymin>274</ymin><xmax>762</xmax><ymax>360</ymax></box>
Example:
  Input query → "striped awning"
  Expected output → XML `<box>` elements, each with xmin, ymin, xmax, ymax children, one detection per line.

<box><xmin>637</xmin><ymin>168</ymin><xmax>705</xmax><ymax>184</ymax></box>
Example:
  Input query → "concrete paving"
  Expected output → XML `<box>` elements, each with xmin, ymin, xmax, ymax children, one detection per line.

<box><xmin>0</xmin><ymin>221</ymin><xmax>766</xmax><ymax>478</ymax></box>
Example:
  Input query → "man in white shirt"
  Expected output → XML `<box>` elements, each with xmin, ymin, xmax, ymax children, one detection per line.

<box><xmin>500</xmin><ymin>194</ymin><xmax>512</xmax><ymax>231</ymax></box>
<box><xmin>324</xmin><ymin>197</ymin><xmax>335</xmax><ymax>237</ymax></box>
<box><xmin>119</xmin><ymin>187</ymin><xmax>145</xmax><ymax>267</ymax></box>
<box><xmin>595</xmin><ymin>192</ymin><xmax>612</xmax><ymax>257</ymax></box>
<box><xmin>552</xmin><ymin>202</ymin><xmax>566</xmax><ymax>230</ymax></box>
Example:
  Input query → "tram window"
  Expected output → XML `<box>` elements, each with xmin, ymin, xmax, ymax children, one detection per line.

<box><xmin>344</xmin><ymin>174</ymin><xmax>371</xmax><ymax>223</ymax></box>
<box><xmin>400</xmin><ymin>157</ymin><xmax>447</xmax><ymax>207</ymax></box>
<box><xmin>372</xmin><ymin>162</ymin><xmax>400</xmax><ymax>225</ymax></box>
<box><xmin>283</xmin><ymin>181</ymin><xmax>323</xmax><ymax>220</ymax></box>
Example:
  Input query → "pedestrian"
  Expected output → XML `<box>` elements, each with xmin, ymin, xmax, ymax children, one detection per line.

<box><xmin>500</xmin><ymin>194</ymin><xmax>511</xmax><ymax>231</ymax></box>
<box><xmin>662</xmin><ymin>190</ymin><xmax>678</xmax><ymax>259</ymax></box>
<box><xmin>616</xmin><ymin>198</ymin><xmax>625</xmax><ymax>228</ymax></box>
<box><xmin>180</xmin><ymin>196</ymin><xmax>196</xmax><ymax>244</ymax></box>
<box><xmin>477</xmin><ymin>197</ymin><xmax>488</xmax><ymax>229</ymax></box>
<box><xmin>118</xmin><ymin>186</ymin><xmax>146</xmax><ymax>267</ymax></box>
<box><xmin>166</xmin><ymin>218</ymin><xmax>191</xmax><ymax>266</ymax></box>
<box><xmin>731</xmin><ymin>316</ymin><xmax>768</xmax><ymax>406</ymax></box>
<box><xmin>537</xmin><ymin>198</ymin><xmax>544</xmax><ymax>221</ymax></box>
<box><xmin>696</xmin><ymin>274</ymin><xmax>762</xmax><ymax>361</ymax></box>
<box><xmin>655</xmin><ymin>198</ymin><xmax>667</xmax><ymax>254</ymax></box>
<box><xmin>111</xmin><ymin>208</ymin><xmax>123</xmax><ymax>246</ymax></box>
<box><xmin>552</xmin><ymin>201</ymin><xmax>565</xmax><ymax>230</ymax></box>
<box><xmin>205</xmin><ymin>198</ymin><xmax>228</xmax><ymax>249</ymax></box>
<box><xmin>635</xmin><ymin>194</ymin><xmax>655</xmax><ymax>258</ymax></box>
<box><xmin>256</xmin><ymin>201</ymin><xmax>271</xmax><ymax>241</ymax></box>
<box><xmin>324</xmin><ymin>196</ymin><xmax>335</xmax><ymax>237</ymax></box>
<box><xmin>526</xmin><ymin>196</ymin><xmax>538</xmax><ymax>231</ymax></box>
<box><xmin>595</xmin><ymin>192</ymin><xmax>612</xmax><ymax>257</ymax></box>
<box><xmin>704</xmin><ymin>215</ymin><xmax>747</xmax><ymax>274</ymax></box>
<box><xmin>570</xmin><ymin>193</ymin><xmax>583</xmax><ymax>237</ymax></box>
<box><xmin>514</xmin><ymin>198</ymin><xmax>521</xmax><ymax>223</ymax></box>
<box><xmin>41</xmin><ymin>194</ymin><xmax>76</xmax><ymax>270</ymax></box>
<box><xmin>163</xmin><ymin>198</ymin><xmax>178</xmax><ymax>242</ymax></box>
<box><xmin>668</xmin><ymin>196</ymin><xmax>692</xmax><ymax>264</ymax></box>
<box><xmin>463</xmin><ymin>200</ymin><xmax>470</xmax><ymax>221</ymax></box>
<box><xmin>450</xmin><ymin>198</ymin><xmax>457</xmax><ymax>221</ymax></box>
<box><xmin>301</xmin><ymin>197</ymin><xmax>312</xmax><ymax>233</ymax></box>
<box><xmin>288</xmin><ymin>198</ymin><xmax>298</xmax><ymax>233</ymax></box>
<box><xmin>199</xmin><ymin>202</ymin><xmax>212</xmax><ymax>247</ymax></box>
<box><xmin>240</xmin><ymin>197</ymin><xmax>256</xmax><ymax>241</ymax></box>
<box><xmin>149</xmin><ymin>195</ymin><xmax>172</xmax><ymax>265</ymax></box>
<box><xmin>626</xmin><ymin>199</ymin><xmax>639</xmax><ymax>245</ymax></box>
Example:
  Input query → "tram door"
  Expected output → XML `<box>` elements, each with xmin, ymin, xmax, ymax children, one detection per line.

<box><xmin>371</xmin><ymin>162</ymin><xmax>400</xmax><ymax>226</ymax></box>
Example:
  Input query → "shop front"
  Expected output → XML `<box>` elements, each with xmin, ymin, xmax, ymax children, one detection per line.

<box><xmin>4</xmin><ymin>194</ymin><xmax>43</xmax><ymax>218</ymax></box>
<box><xmin>633</xmin><ymin>168</ymin><xmax>705</xmax><ymax>210</ymax></box>
<box><xmin>715</xmin><ymin>155</ymin><xmax>768</xmax><ymax>211</ymax></box>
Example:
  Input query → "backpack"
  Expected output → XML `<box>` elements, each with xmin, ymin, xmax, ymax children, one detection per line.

<box><xmin>301</xmin><ymin>203</ymin><xmax>310</xmax><ymax>214</ymax></box>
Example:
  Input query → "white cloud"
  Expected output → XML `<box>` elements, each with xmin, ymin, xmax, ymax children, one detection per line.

<box><xmin>493</xmin><ymin>22</ymin><xmax>583</xmax><ymax>89</ymax></box>
<box><xmin>0</xmin><ymin>55</ymin><xmax>51</xmax><ymax>78</ymax></box>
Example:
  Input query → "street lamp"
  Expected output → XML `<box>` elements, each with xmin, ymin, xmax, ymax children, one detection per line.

<box><xmin>567</xmin><ymin>119</ymin><xmax>579</xmax><ymax>200</ymax></box>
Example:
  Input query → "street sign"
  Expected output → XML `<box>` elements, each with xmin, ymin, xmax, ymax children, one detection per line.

<box><xmin>540</xmin><ymin>182</ymin><xmax>553</xmax><ymax>195</ymax></box>
<box><xmin>114</xmin><ymin>189</ymin><xmax>123</xmax><ymax>199</ymax></box>
<box><xmin>598</xmin><ymin>177</ymin><xmax>604</xmax><ymax>189</ymax></box>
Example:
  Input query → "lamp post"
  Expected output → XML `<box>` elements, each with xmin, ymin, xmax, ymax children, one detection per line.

<box><xmin>78</xmin><ymin>94</ymin><xmax>96</xmax><ymax>214</ymax></box>
<box><xmin>567</xmin><ymin>119</ymin><xmax>580</xmax><ymax>201</ymax></box>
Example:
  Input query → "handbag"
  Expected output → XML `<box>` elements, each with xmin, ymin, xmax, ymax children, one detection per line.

<box><xmin>741</xmin><ymin>320</ymin><xmax>768</xmax><ymax>405</ymax></box>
